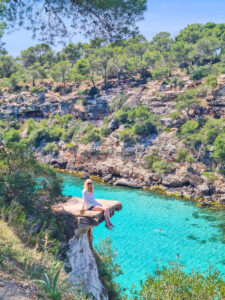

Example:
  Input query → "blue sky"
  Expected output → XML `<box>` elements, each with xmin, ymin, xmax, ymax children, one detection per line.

<box><xmin>3</xmin><ymin>0</ymin><xmax>225</xmax><ymax>57</ymax></box>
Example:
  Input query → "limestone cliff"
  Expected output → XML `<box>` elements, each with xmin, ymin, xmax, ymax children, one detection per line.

<box><xmin>52</xmin><ymin>197</ymin><xmax>122</xmax><ymax>299</ymax></box>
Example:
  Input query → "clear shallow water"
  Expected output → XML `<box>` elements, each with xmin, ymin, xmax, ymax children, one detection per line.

<box><xmin>61</xmin><ymin>174</ymin><xmax>225</xmax><ymax>290</ymax></box>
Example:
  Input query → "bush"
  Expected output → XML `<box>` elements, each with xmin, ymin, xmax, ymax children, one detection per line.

<box><xmin>94</xmin><ymin>238</ymin><xmax>123</xmax><ymax>300</ymax></box>
<box><xmin>151</xmin><ymin>159</ymin><xmax>174</xmax><ymax>174</ymax></box>
<box><xmin>113</xmin><ymin>110</ymin><xmax>128</xmax><ymax>123</ymax></box>
<box><xmin>43</xmin><ymin>143</ymin><xmax>58</xmax><ymax>155</ymax></box>
<box><xmin>118</xmin><ymin>128</ymin><xmax>136</xmax><ymax>146</ymax></box>
<box><xmin>213</xmin><ymin>133</ymin><xmax>225</xmax><ymax>162</ymax></box>
<box><xmin>134</xmin><ymin>120</ymin><xmax>156</xmax><ymax>135</ymax></box>
<box><xmin>2</xmin><ymin>128</ymin><xmax>20</xmax><ymax>143</ymax></box>
<box><xmin>175</xmin><ymin>89</ymin><xmax>200</xmax><ymax>111</ymax></box>
<box><xmin>176</xmin><ymin>148</ymin><xmax>188</xmax><ymax>162</ymax></box>
<box><xmin>143</xmin><ymin>154</ymin><xmax>161</xmax><ymax>169</ymax></box>
<box><xmin>81</xmin><ymin>128</ymin><xmax>101</xmax><ymax>144</ymax></box>
<box><xmin>49</xmin><ymin>126</ymin><xmax>65</xmax><ymax>141</ymax></box>
<box><xmin>0</xmin><ymin>143</ymin><xmax>62</xmax><ymax>212</ymax></box>
<box><xmin>204</xmin><ymin>74</ymin><xmax>217</xmax><ymax>88</ymax></box>
<box><xmin>202</xmin><ymin>171</ymin><xmax>216</xmax><ymax>181</ymax></box>
<box><xmin>190</xmin><ymin>66</ymin><xmax>211</xmax><ymax>81</ymax></box>
<box><xmin>100</xmin><ymin>126</ymin><xmax>110</xmax><ymax>137</ymax></box>
<box><xmin>30</xmin><ymin>86</ymin><xmax>43</xmax><ymax>94</ymax></box>
<box><xmin>28</xmin><ymin>127</ymin><xmax>50</xmax><ymax>147</ymax></box>
<box><xmin>152</xmin><ymin>66</ymin><xmax>169</xmax><ymax>81</ymax></box>
<box><xmin>132</xmin><ymin>263</ymin><xmax>225</xmax><ymax>299</ymax></box>
<box><xmin>65</xmin><ymin>143</ymin><xmax>76</xmax><ymax>150</ymax></box>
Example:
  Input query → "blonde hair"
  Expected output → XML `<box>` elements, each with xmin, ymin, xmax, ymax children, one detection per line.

<box><xmin>84</xmin><ymin>179</ymin><xmax>94</xmax><ymax>193</ymax></box>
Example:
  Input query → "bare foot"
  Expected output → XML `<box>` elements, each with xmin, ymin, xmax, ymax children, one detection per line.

<box><xmin>105</xmin><ymin>224</ymin><xmax>112</xmax><ymax>230</ymax></box>
<box><xmin>110</xmin><ymin>222</ymin><xmax>115</xmax><ymax>227</ymax></box>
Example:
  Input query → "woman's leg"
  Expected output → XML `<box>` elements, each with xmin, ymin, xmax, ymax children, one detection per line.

<box><xmin>91</xmin><ymin>206</ymin><xmax>112</xmax><ymax>228</ymax></box>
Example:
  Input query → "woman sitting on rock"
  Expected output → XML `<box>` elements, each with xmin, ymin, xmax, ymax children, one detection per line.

<box><xmin>81</xmin><ymin>179</ymin><xmax>114</xmax><ymax>230</ymax></box>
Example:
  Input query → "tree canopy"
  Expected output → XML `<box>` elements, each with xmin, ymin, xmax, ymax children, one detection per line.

<box><xmin>1</xmin><ymin>0</ymin><xmax>147</xmax><ymax>44</ymax></box>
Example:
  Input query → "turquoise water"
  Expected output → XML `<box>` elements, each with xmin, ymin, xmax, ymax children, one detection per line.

<box><xmin>61</xmin><ymin>174</ymin><xmax>225</xmax><ymax>290</ymax></box>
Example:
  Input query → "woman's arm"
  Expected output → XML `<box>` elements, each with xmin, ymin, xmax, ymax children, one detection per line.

<box><xmin>80</xmin><ymin>190</ymin><xmax>87</xmax><ymax>213</ymax></box>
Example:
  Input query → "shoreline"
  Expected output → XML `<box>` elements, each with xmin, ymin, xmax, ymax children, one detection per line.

<box><xmin>55</xmin><ymin>168</ymin><xmax>225</xmax><ymax>210</ymax></box>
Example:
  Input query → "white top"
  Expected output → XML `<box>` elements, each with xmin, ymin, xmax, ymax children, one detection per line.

<box><xmin>82</xmin><ymin>189</ymin><xmax>101</xmax><ymax>209</ymax></box>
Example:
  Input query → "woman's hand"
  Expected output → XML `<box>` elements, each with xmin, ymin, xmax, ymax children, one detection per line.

<box><xmin>80</xmin><ymin>208</ymin><xmax>85</xmax><ymax>214</ymax></box>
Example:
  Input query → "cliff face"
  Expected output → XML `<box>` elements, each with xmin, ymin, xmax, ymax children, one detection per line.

<box><xmin>67</xmin><ymin>227</ymin><xmax>108</xmax><ymax>300</ymax></box>
<box><xmin>52</xmin><ymin>197</ymin><xmax>122</xmax><ymax>299</ymax></box>
<box><xmin>1</xmin><ymin>74</ymin><xmax>225</xmax><ymax>206</ymax></box>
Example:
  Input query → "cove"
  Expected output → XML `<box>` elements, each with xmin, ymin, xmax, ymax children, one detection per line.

<box><xmin>61</xmin><ymin>173</ymin><xmax>225</xmax><ymax>290</ymax></box>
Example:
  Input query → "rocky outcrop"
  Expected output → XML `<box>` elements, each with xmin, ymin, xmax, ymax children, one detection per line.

<box><xmin>51</xmin><ymin>197</ymin><xmax>122</xmax><ymax>300</ymax></box>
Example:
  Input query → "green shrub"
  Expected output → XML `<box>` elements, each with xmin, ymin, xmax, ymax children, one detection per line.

<box><xmin>176</xmin><ymin>148</ymin><xmax>188</xmax><ymax>162</ymax></box>
<box><xmin>190</xmin><ymin>66</ymin><xmax>211</xmax><ymax>80</ymax></box>
<box><xmin>152</xmin><ymin>66</ymin><xmax>169</xmax><ymax>80</ymax></box>
<box><xmin>30</xmin><ymin>86</ymin><xmax>43</xmax><ymax>94</ymax></box>
<box><xmin>0</xmin><ymin>142</ymin><xmax>62</xmax><ymax>212</ymax></box>
<box><xmin>202</xmin><ymin>171</ymin><xmax>216</xmax><ymax>181</ymax></box>
<box><xmin>134</xmin><ymin>120</ymin><xmax>156</xmax><ymax>135</ymax></box>
<box><xmin>213</xmin><ymin>133</ymin><xmax>225</xmax><ymax>162</ymax></box>
<box><xmin>169</xmin><ymin>111</ymin><xmax>180</xmax><ymax>120</ymax></box>
<box><xmin>2</xmin><ymin>128</ymin><xmax>20</xmax><ymax>143</ymax></box>
<box><xmin>118</xmin><ymin>127</ymin><xmax>136</xmax><ymax>146</ymax></box>
<box><xmin>100</xmin><ymin>126</ymin><xmax>110</xmax><ymax>137</ymax></box>
<box><xmin>175</xmin><ymin>89</ymin><xmax>200</xmax><ymax>111</ymax></box>
<box><xmin>43</xmin><ymin>143</ymin><xmax>58</xmax><ymax>155</ymax></box>
<box><xmin>65</xmin><ymin>143</ymin><xmax>76</xmax><ymax>150</ymax></box>
<box><xmin>94</xmin><ymin>238</ymin><xmax>123</xmax><ymax>300</ymax></box>
<box><xmin>151</xmin><ymin>160</ymin><xmax>174</xmax><ymax>174</ymax></box>
<box><xmin>204</xmin><ymin>74</ymin><xmax>217</xmax><ymax>88</ymax></box>
<box><xmin>113</xmin><ymin>110</ymin><xmax>128</xmax><ymax>123</ymax></box>
<box><xmin>132</xmin><ymin>263</ymin><xmax>225</xmax><ymax>299</ymax></box>
<box><xmin>143</xmin><ymin>154</ymin><xmax>161</xmax><ymax>169</ymax></box>
<box><xmin>28</xmin><ymin>127</ymin><xmax>50</xmax><ymax>147</ymax></box>
<box><xmin>81</xmin><ymin>128</ymin><xmax>101</xmax><ymax>144</ymax></box>
<box><xmin>49</xmin><ymin>126</ymin><xmax>65</xmax><ymax>141</ymax></box>
<box><xmin>76</xmin><ymin>89</ymin><xmax>88</xmax><ymax>96</ymax></box>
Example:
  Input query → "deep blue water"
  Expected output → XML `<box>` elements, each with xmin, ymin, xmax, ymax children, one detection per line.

<box><xmin>61</xmin><ymin>174</ymin><xmax>225</xmax><ymax>290</ymax></box>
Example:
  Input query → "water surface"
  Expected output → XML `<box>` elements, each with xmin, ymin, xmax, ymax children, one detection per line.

<box><xmin>61</xmin><ymin>174</ymin><xmax>225</xmax><ymax>290</ymax></box>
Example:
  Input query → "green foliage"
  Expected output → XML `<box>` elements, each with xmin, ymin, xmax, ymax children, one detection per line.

<box><xmin>134</xmin><ymin>119</ymin><xmax>156</xmax><ymax>135</ymax></box>
<box><xmin>176</xmin><ymin>148</ymin><xmax>188</xmax><ymax>162</ymax></box>
<box><xmin>169</xmin><ymin>111</ymin><xmax>180</xmax><ymax>120</ymax></box>
<box><xmin>190</xmin><ymin>66</ymin><xmax>211</xmax><ymax>81</ymax></box>
<box><xmin>49</xmin><ymin>126</ymin><xmax>65</xmax><ymax>141</ymax></box>
<box><xmin>43</xmin><ymin>143</ymin><xmax>58</xmax><ymax>155</ymax></box>
<box><xmin>132</xmin><ymin>263</ymin><xmax>225</xmax><ymax>299</ymax></box>
<box><xmin>152</xmin><ymin>66</ymin><xmax>169</xmax><ymax>80</ymax></box>
<box><xmin>204</xmin><ymin>74</ymin><xmax>218</xmax><ymax>88</ymax></box>
<box><xmin>0</xmin><ymin>143</ymin><xmax>62</xmax><ymax>212</ymax></box>
<box><xmin>50</xmin><ymin>60</ymin><xmax>72</xmax><ymax>85</ymax></box>
<box><xmin>30</xmin><ymin>86</ymin><xmax>43</xmax><ymax>94</ymax></box>
<box><xmin>81</xmin><ymin>126</ymin><xmax>101</xmax><ymax>144</ymax></box>
<box><xmin>110</xmin><ymin>93</ymin><xmax>127</xmax><ymax>111</ymax></box>
<box><xmin>65</xmin><ymin>143</ymin><xmax>76</xmax><ymax>150</ymax></box>
<box><xmin>175</xmin><ymin>89</ymin><xmax>200</xmax><ymax>111</ymax></box>
<box><xmin>151</xmin><ymin>160</ymin><xmax>174</xmax><ymax>174</ymax></box>
<box><xmin>213</xmin><ymin>133</ymin><xmax>225</xmax><ymax>162</ymax></box>
<box><xmin>2</xmin><ymin>128</ymin><xmax>20</xmax><ymax>143</ymax></box>
<box><xmin>94</xmin><ymin>238</ymin><xmax>123</xmax><ymax>300</ymax></box>
<box><xmin>179</xmin><ymin>120</ymin><xmax>200</xmax><ymax>148</ymax></box>
<box><xmin>114</xmin><ymin>106</ymin><xmax>160</xmax><ymax>136</ymax></box>
<box><xmin>202</xmin><ymin>171</ymin><xmax>217</xmax><ymax>181</ymax></box>
<box><xmin>118</xmin><ymin>127</ymin><xmax>136</xmax><ymax>146</ymax></box>
<box><xmin>100</xmin><ymin>126</ymin><xmax>110</xmax><ymax>137</ymax></box>
<box><xmin>143</xmin><ymin>153</ymin><xmax>160</xmax><ymax>169</ymax></box>
<box><xmin>34</xmin><ymin>261</ymin><xmax>83</xmax><ymax>300</ymax></box>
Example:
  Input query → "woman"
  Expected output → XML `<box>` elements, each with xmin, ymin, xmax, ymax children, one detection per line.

<box><xmin>80</xmin><ymin>179</ymin><xmax>114</xmax><ymax>230</ymax></box>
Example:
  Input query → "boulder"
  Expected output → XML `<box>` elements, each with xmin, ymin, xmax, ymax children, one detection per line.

<box><xmin>114</xmin><ymin>178</ymin><xmax>142</xmax><ymax>188</ymax></box>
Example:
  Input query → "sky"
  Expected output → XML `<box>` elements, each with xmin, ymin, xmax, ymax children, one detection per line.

<box><xmin>3</xmin><ymin>0</ymin><xmax>225</xmax><ymax>57</ymax></box>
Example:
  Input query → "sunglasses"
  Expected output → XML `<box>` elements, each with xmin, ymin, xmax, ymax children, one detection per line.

<box><xmin>87</xmin><ymin>182</ymin><xmax>92</xmax><ymax>185</ymax></box>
